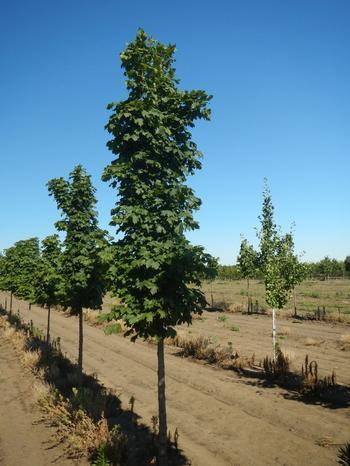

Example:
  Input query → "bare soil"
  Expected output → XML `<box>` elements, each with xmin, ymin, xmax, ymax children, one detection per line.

<box><xmin>0</xmin><ymin>335</ymin><xmax>81</xmax><ymax>465</ymax></box>
<box><xmin>1</xmin><ymin>291</ymin><xmax>350</xmax><ymax>466</ymax></box>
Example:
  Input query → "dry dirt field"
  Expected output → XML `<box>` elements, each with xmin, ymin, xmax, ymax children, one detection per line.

<box><xmin>0</xmin><ymin>333</ymin><xmax>84</xmax><ymax>466</ymax></box>
<box><xmin>1</xmin><ymin>290</ymin><xmax>349</xmax><ymax>466</ymax></box>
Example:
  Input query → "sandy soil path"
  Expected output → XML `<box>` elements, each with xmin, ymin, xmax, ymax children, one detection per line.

<box><xmin>1</xmin><ymin>292</ymin><xmax>349</xmax><ymax>466</ymax></box>
<box><xmin>0</xmin><ymin>336</ymin><xmax>81</xmax><ymax>465</ymax></box>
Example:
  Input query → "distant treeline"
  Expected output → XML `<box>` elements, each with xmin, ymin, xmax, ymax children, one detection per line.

<box><xmin>216</xmin><ymin>257</ymin><xmax>350</xmax><ymax>281</ymax></box>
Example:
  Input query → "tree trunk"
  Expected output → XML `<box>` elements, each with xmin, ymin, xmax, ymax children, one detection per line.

<box><xmin>46</xmin><ymin>306</ymin><xmax>51</xmax><ymax>344</ymax></box>
<box><xmin>157</xmin><ymin>338</ymin><xmax>168</xmax><ymax>466</ymax></box>
<box><xmin>78</xmin><ymin>307</ymin><xmax>83</xmax><ymax>385</ymax></box>
<box><xmin>210</xmin><ymin>281</ymin><xmax>214</xmax><ymax>308</ymax></box>
<box><xmin>272</xmin><ymin>308</ymin><xmax>276</xmax><ymax>360</ymax></box>
<box><xmin>29</xmin><ymin>303</ymin><xmax>31</xmax><ymax>311</ymax></box>
<box><xmin>4</xmin><ymin>298</ymin><xmax>7</xmax><ymax>310</ymax></box>
<box><xmin>293</xmin><ymin>290</ymin><xmax>297</xmax><ymax>318</ymax></box>
<box><xmin>247</xmin><ymin>278</ymin><xmax>250</xmax><ymax>313</ymax></box>
<box><xmin>10</xmin><ymin>291</ymin><xmax>13</xmax><ymax>313</ymax></box>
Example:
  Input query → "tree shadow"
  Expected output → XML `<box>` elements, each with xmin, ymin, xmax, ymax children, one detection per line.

<box><xmin>171</xmin><ymin>340</ymin><xmax>350</xmax><ymax>411</ymax></box>
<box><xmin>1</xmin><ymin>307</ymin><xmax>190</xmax><ymax>465</ymax></box>
<box><xmin>237</xmin><ymin>367</ymin><xmax>350</xmax><ymax>410</ymax></box>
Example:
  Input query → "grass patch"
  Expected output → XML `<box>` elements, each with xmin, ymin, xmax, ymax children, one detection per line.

<box><xmin>217</xmin><ymin>315</ymin><xmax>228</xmax><ymax>323</ymax></box>
<box><xmin>230</xmin><ymin>325</ymin><xmax>240</xmax><ymax>332</ymax></box>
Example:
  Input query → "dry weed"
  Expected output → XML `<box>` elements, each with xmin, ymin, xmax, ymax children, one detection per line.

<box><xmin>282</xmin><ymin>349</ymin><xmax>296</xmax><ymax>363</ymax></box>
<box><xmin>21</xmin><ymin>349</ymin><xmax>40</xmax><ymax>370</ymax></box>
<box><xmin>40</xmin><ymin>391</ymin><xmax>127</xmax><ymax>461</ymax></box>
<box><xmin>279</xmin><ymin>326</ymin><xmax>291</xmax><ymax>336</ymax></box>
<box><xmin>227</xmin><ymin>304</ymin><xmax>243</xmax><ymax>314</ymax></box>
<box><xmin>263</xmin><ymin>350</ymin><xmax>290</xmax><ymax>378</ymax></box>
<box><xmin>83</xmin><ymin>311</ymin><xmax>102</xmax><ymax>327</ymax></box>
<box><xmin>301</xmin><ymin>355</ymin><xmax>336</xmax><ymax>394</ymax></box>
<box><xmin>339</xmin><ymin>334</ymin><xmax>350</xmax><ymax>350</ymax></box>
<box><xmin>305</xmin><ymin>337</ymin><xmax>324</xmax><ymax>346</ymax></box>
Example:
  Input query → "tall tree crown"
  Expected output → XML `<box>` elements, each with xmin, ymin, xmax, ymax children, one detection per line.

<box><xmin>103</xmin><ymin>30</ymin><xmax>213</xmax><ymax>339</ymax></box>
<box><xmin>48</xmin><ymin>165</ymin><xmax>105</xmax><ymax>311</ymax></box>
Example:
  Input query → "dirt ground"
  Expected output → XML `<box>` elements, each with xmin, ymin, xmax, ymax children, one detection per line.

<box><xmin>0</xmin><ymin>334</ymin><xmax>82</xmax><ymax>465</ymax></box>
<box><xmin>1</xmin><ymin>291</ymin><xmax>349</xmax><ymax>466</ymax></box>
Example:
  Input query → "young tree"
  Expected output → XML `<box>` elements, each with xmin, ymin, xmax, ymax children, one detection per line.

<box><xmin>237</xmin><ymin>237</ymin><xmax>257</xmax><ymax>311</ymax></box>
<box><xmin>0</xmin><ymin>238</ymin><xmax>40</xmax><ymax>311</ymax></box>
<box><xmin>257</xmin><ymin>182</ymin><xmax>304</xmax><ymax>358</ymax></box>
<box><xmin>48</xmin><ymin>165</ymin><xmax>106</xmax><ymax>379</ymax></box>
<box><xmin>32</xmin><ymin>235</ymin><xmax>62</xmax><ymax>343</ymax></box>
<box><xmin>103</xmin><ymin>29</ymin><xmax>212</xmax><ymax>465</ymax></box>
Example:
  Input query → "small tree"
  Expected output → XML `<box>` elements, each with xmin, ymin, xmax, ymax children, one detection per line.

<box><xmin>0</xmin><ymin>238</ymin><xmax>40</xmax><ymax>311</ymax></box>
<box><xmin>103</xmin><ymin>29</ymin><xmax>212</xmax><ymax>465</ymax></box>
<box><xmin>257</xmin><ymin>181</ymin><xmax>304</xmax><ymax>358</ymax></box>
<box><xmin>48</xmin><ymin>165</ymin><xmax>106</xmax><ymax>379</ymax></box>
<box><xmin>237</xmin><ymin>237</ymin><xmax>257</xmax><ymax>312</ymax></box>
<box><xmin>32</xmin><ymin>235</ymin><xmax>62</xmax><ymax>343</ymax></box>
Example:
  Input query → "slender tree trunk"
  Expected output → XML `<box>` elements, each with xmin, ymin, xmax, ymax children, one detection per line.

<box><xmin>78</xmin><ymin>307</ymin><xmax>83</xmax><ymax>385</ymax></box>
<box><xmin>46</xmin><ymin>306</ymin><xmax>51</xmax><ymax>344</ymax></box>
<box><xmin>157</xmin><ymin>338</ymin><xmax>168</xmax><ymax>466</ymax></box>
<box><xmin>210</xmin><ymin>281</ymin><xmax>214</xmax><ymax>308</ymax></box>
<box><xmin>247</xmin><ymin>278</ymin><xmax>250</xmax><ymax>313</ymax></box>
<box><xmin>10</xmin><ymin>291</ymin><xmax>13</xmax><ymax>313</ymax></box>
<box><xmin>272</xmin><ymin>308</ymin><xmax>276</xmax><ymax>360</ymax></box>
<box><xmin>293</xmin><ymin>290</ymin><xmax>297</xmax><ymax>318</ymax></box>
<box><xmin>4</xmin><ymin>298</ymin><xmax>7</xmax><ymax>310</ymax></box>
<box><xmin>29</xmin><ymin>302</ymin><xmax>31</xmax><ymax>311</ymax></box>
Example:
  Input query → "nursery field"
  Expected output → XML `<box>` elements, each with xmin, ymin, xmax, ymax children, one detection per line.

<box><xmin>1</xmin><ymin>290</ymin><xmax>349</xmax><ymax>466</ymax></box>
<box><xmin>202</xmin><ymin>278</ymin><xmax>350</xmax><ymax>316</ymax></box>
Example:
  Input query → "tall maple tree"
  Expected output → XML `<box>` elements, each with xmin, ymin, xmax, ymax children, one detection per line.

<box><xmin>103</xmin><ymin>29</ymin><xmax>212</xmax><ymax>465</ymax></box>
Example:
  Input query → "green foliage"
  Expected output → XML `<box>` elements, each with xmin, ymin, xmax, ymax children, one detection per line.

<box><xmin>200</xmin><ymin>255</ymin><xmax>219</xmax><ymax>281</ymax></box>
<box><xmin>257</xmin><ymin>179</ymin><xmax>277</xmax><ymax>271</ymax></box>
<box><xmin>92</xmin><ymin>447</ymin><xmax>111</xmax><ymax>466</ymax></box>
<box><xmin>237</xmin><ymin>237</ymin><xmax>258</xmax><ymax>280</ymax></box>
<box><xmin>32</xmin><ymin>234</ymin><xmax>62</xmax><ymax>307</ymax></box>
<box><xmin>0</xmin><ymin>238</ymin><xmax>40</xmax><ymax>300</ymax></box>
<box><xmin>217</xmin><ymin>315</ymin><xmax>227</xmax><ymax>322</ymax></box>
<box><xmin>345</xmin><ymin>256</ymin><xmax>350</xmax><ymax>274</ymax></box>
<box><xmin>257</xmin><ymin>181</ymin><xmax>305</xmax><ymax>309</ymax></box>
<box><xmin>216</xmin><ymin>265</ymin><xmax>242</xmax><ymax>280</ymax></box>
<box><xmin>103</xmin><ymin>29</ymin><xmax>213</xmax><ymax>340</ymax></box>
<box><xmin>48</xmin><ymin>165</ymin><xmax>107</xmax><ymax>313</ymax></box>
<box><xmin>104</xmin><ymin>323</ymin><xmax>122</xmax><ymax>336</ymax></box>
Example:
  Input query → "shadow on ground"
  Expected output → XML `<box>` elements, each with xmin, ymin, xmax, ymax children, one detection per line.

<box><xmin>0</xmin><ymin>307</ymin><xmax>190</xmax><ymax>466</ymax></box>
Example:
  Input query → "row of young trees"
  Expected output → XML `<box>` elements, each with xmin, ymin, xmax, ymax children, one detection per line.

<box><xmin>0</xmin><ymin>166</ymin><xmax>108</xmax><ymax>383</ymax></box>
<box><xmin>0</xmin><ymin>30</ymin><xmax>214</xmax><ymax>465</ymax></box>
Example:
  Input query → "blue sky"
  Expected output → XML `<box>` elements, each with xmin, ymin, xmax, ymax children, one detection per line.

<box><xmin>0</xmin><ymin>0</ymin><xmax>349</xmax><ymax>264</ymax></box>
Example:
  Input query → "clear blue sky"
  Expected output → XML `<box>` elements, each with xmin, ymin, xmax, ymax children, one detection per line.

<box><xmin>0</xmin><ymin>0</ymin><xmax>349</xmax><ymax>264</ymax></box>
